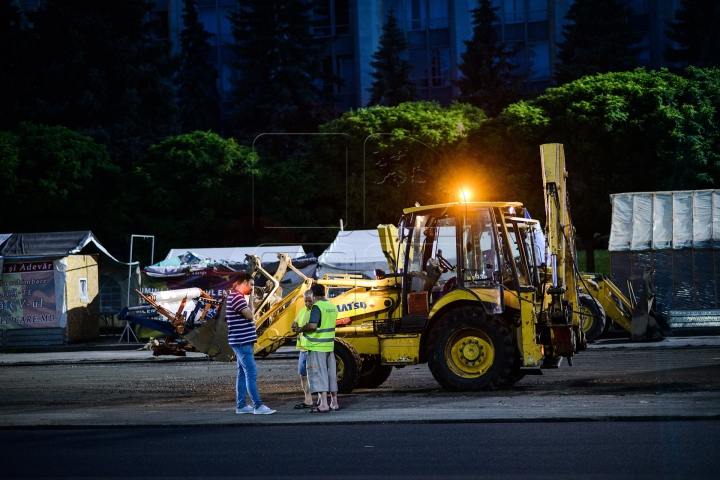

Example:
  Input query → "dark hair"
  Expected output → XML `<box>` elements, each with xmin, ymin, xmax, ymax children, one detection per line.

<box><xmin>310</xmin><ymin>283</ymin><xmax>325</xmax><ymax>297</ymax></box>
<box><xmin>232</xmin><ymin>273</ymin><xmax>253</xmax><ymax>285</ymax></box>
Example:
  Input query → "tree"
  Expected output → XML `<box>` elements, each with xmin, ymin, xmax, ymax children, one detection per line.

<box><xmin>664</xmin><ymin>0</ymin><xmax>720</xmax><ymax>69</ymax></box>
<box><xmin>311</xmin><ymin>101</ymin><xmax>487</xmax><ymax>230</ymax></box>
<box><xmin>128</xmin><ymin>131</ymin><xmax>259</xmax><ymax>253</ymax></box>
<box><xmin>475</xmin><ymin>68</ymin><xmax>720</xmax><ymax>270</ymax></box>
<box><xmin>455</xmin><ymin>0</ymin><xmax>521</xmax><ymax>117</ymax></box>
<box><xmin>555</xmin><ymin>0</ymin><xmax>642</xmax><ymax>85</ymax></box>
<box><xmin>176</xmin><ymin>0</ymin><xmax>222</xmax><ymax>133</ymax></box>
<box><xmin>0</xmin><ymin>122</ymin><xmax>122</xmax><ymax>239</ymax></box>
<box><xmin>0</xmin><ymin>0</ymin><xmax>31</xmax><ymax>130</ymax></box>
<box><xmin>367</xmin><ymin>9</ymin><xmax>418</xmax><ymax>107</ymax></box>
<box><xmin>227</xmin><ymin>0</ymin><xmax>336</xmax><ymax>142</ymax></box>
<box><xmin>23</xmin><ymin>0</ymin><xmax>179</xmax><ymax>168</ymax></box>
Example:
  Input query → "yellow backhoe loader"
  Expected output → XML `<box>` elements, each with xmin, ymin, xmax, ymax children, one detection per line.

<box><xmin>124</xmin><ymin>144</ymin><xmax>666</xmax><ymax>392</ymax></box>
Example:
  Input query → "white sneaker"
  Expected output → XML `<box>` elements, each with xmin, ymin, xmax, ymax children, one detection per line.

<box><xmin>236</xmin><ymin>406</ymin><xmax>254</xmax><ymax>414</ymax></box>
<box><xmin>253</xmin><ymin>405</ymin><xmax>276</xmax><ymax>415</ymax></box>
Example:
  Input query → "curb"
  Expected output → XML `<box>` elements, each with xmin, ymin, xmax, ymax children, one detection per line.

<box><xmin>2</xmin><ymin>415</ymin><xmax>720</xmax><ymax>430</ymax></box>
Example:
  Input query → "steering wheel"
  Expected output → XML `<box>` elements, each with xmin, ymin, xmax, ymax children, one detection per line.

<box><xmin>436</xmin><ymin>250</ymin><xmax>455</xmax><ymax>273</ymax></box>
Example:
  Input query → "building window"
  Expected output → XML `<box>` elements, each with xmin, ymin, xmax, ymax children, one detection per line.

<box><xmin>529</xmin><ymin>41</ymin><xmax>550</xmax><ymax>80</ymax></box>
<box><xmin>431</xmin><ymin>48</ymin><xmax>450</xmax><ymax>87</ymax></box>
<box><xmin>79</xmin><ymin>278</ymin><xmax>89</xmax><ymax>303</ymax></box>
<box><xmin>411</xmin><ymin>0</ymin><xmax>424</xmax><ymax>30</ymax></box>
<box><xmin>504</xmin><ymin>0</ymin><xmax>525</xmax><ymax>24</ymax></box>
<box><xmin>314</xmin><ymin>0</ymin><xmax>350</xmax><ymax>37</ymax></box>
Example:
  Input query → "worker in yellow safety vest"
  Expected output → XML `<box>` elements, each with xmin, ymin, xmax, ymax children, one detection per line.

<box><xmin>291</xmin><ymin>290</ymin><xmax>315</xmax><ymax>409</ymax></box>
<box><xmin>292</xmin><ymin>283</ymin><xmax>338</xmax><ymax>412</ymax></box>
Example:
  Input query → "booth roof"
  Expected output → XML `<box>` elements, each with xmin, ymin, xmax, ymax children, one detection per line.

<box><xmin>0</xmin><ymin>231</ymin><xmax>132</xmax><ymax>266</ymax></box>
<box><xmin>163</xmin><ymin>245</ymin><xmax>306</xmax><ymax>264</ymax></box>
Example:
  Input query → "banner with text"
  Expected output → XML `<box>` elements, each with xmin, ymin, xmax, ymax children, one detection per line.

<box><xmin>0</xmin><ymin>261</ymin><xmax>57</xmax><ymax>329</ymax></box>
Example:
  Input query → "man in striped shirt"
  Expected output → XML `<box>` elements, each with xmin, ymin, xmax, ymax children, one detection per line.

<box><xmin>228</xmin><ymin>273</ymin><xmax>275</xmax><ymax>415</ymax></box>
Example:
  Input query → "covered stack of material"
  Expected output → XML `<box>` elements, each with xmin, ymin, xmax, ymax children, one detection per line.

<box><xmin>609</xmin><ymin>190</ymin><xmax>720</xmax><ymax>325</ymax></box>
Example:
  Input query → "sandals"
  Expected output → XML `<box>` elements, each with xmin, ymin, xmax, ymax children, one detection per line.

<box><xmin>308</xmin><ymin>407</ymin><xmax>330</xmax><ymax>413</ymax></box>
<box><xmin>294</xmin><ymin>402</ymin><xmax>313</xmax><ymax>409</ymax></box>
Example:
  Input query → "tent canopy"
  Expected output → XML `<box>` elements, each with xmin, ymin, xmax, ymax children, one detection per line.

<box><xmin>0</xmin><ymin>231</ymin><xmax>131</xmax><ymax>266</ymax></box>
<box><xmin>609</xmin><ymin>190</ymin><xmax>720</xmax><ymax>251</ymax></box>
<box><xmin>318</xmin><ymin>230</ymin><xmax>390</xmax><ymax>279</ymax></box>
<box><xmin>164</xmin><ymin>245</ymin><xmax>306</xmax><ymax>264</ymax></box>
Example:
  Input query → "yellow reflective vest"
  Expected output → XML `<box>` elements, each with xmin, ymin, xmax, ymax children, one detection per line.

<box><xmin>301</xmin><ymin>299</ymin><xmax>337</xmax><ymax>352</ymax></box>
<box><xmin>295</xmin><ymin>306</ymin><xmax>310</xmax><ymax>352</ymax></box>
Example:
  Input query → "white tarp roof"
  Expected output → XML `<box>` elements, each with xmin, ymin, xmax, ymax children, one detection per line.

<box><xmin>164</xmin><ymin>245</ymin><xmax>306</xmax><ymax>264</ymax></box>
<box><xmin>609</xmin><ymin>190</ymin><xmax>720</xmax><ymax>251</ymax></box>
<box><xmin>317</xmin><ymin>230</ymin><xmax>388</xmax><ymax>279</ymax></box>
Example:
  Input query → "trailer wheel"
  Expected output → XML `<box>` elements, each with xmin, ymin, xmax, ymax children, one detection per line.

<box><xmin>427</xmin><ymin>307</ymin><xmax>514</xmax><ymax>391</ymax></box>
<box><xmin>334</xmin><ymin>338</ymin><xmax>362</xmax><ymax>394</ymax></box>
<box><xmin>356</xmin><ymin>355</ymin><xmax>393</xmax><ymax>389</ymax></box>
<box><xmin>579</xmin><ymin>293</ymin><xmax>606</xmax><ymax>343</ymax></box>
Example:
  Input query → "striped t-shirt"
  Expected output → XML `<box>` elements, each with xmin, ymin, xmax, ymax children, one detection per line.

<box><xmin>227</xmin><ymin>291</ymin><xmax>257</xmax><ymax>346</ymax></box>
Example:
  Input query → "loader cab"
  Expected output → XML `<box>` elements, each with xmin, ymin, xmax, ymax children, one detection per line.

<box><xmin>500</xmin><ymin>216</ymin><xmax>544</xmax><ymax>293</ymax></box>
<box><xmin>399</xmin><ymin>203</ymin><xmax>531</xmax><ymax>319</ymax></box>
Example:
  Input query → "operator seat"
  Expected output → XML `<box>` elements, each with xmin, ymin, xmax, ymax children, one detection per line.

<box><xmin>408</xmin><ymin>258</ymin><xmax>443</xmax><ymax>293</ymax></box>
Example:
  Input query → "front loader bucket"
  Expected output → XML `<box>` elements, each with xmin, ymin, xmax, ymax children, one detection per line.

<box><xmin>630</xmin><ymin>298</ymin><xmax>665</xmax><ymax>342</ymax></box>
<box><xmin>182</xmin><ymin>298</ymin><xmax>234</xmax><ymax>362</ymax></box>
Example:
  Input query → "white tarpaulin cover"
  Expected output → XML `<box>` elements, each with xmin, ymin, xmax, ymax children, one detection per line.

<box><xmin>609</xmin><ymin>190</ymin><xmax>720</xmax><ymax>251</ymax></box>
<box><xmin>164</xmin><ymin>246</ymin><xmax>306</xmax><ymax>264</ymax></box>
<box><xmin>318</xmin><ymin>230</ymin><xmax>389</xmax><ymax>279</ymax></box>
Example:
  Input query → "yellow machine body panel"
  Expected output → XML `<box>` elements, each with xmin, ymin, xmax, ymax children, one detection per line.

<box><xmin>379</xmin><ymin>335</ymin><xmax>422</xmax><ymax>365</ymax></box>
<box><xmin>518</xmin><ymin>290</ymin><xmax>543</xmax><ymax>367</ymax></box>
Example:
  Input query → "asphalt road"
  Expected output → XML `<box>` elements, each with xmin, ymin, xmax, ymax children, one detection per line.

<box><xmin>0</xmin><ymin>338</ymin><xmax>719</xmax><ymax>426</ymax></box>
<box><xmin>2</xmin><ymin>421</ymin><xmax>718</xmax><ymax>479</ymax></box>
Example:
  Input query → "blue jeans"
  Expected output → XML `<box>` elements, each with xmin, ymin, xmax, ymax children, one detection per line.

<box><xmin>231</xmin><ymin>344</ymin><xmax>263</xmax><ymax>409</ymax></box>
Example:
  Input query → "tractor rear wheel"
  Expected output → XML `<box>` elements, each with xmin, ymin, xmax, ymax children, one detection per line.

<box><xmin>334</xmin><ymin>338</ymin><xmax>362</xmax><ymax>393</ymax></box>
<box><xmin>427</xmin><ymin>307</ymin><xmax>514</xmax><ymax>391</ymax></box>
<box><xmin>579</xmin><ymin>293</ymin><xmax>606</xmax><ymax>343</ymax></box>
<box><xmin>356</xmin><ymin>355</ymin><xmax>394</xmax><ymax>389</ymax></box>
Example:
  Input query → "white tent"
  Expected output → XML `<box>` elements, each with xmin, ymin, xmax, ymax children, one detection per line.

<box><xmin>609</xmin><ymin>190</ymin><xmax>720</xmax><ymax>251</ymax></box>
<box><xmin>317</xmin><ymin>230</ymin><xmax>390</xmax><ymax>279</ymax></box>
<box><xmin>164</xmin><ymin>245</ymin><xmax>306</xmax><ymax>264</ymax></box>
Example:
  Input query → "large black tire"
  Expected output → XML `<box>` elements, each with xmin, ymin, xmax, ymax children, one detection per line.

<box><xmin>356</xmin><ymin>355</ymin><xmax>394</xmax><ymax>389</ymax></box>
<box><xmin>500</xmin><ymin>353</ymin><xmax>526</xmax><ymax>388</ymax></box>
<box><xmin>427</xmin><ymin>306</ymin><xmax>514</xmax><ymax>391</ymax></box>
<box><xmin>578</xmin><ymin>293</ymin><xmax>606</xmax><ymax>343</ymax></box>
<box><xmin>334</xmin><ymin>338</ymin><xmax>362</xmax><ymax>394</ymax></box>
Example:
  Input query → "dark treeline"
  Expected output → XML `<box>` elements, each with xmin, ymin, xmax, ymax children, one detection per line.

<box><xmin>1</xmin><ymin>0</ymin><xmax>719</xmax><ymax>267</ymax></box>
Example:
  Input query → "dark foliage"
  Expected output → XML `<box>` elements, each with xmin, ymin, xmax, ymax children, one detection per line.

<box><xmin>555</xmin><ymin>0</ymin><xmax>642</xmax><ymax>84</ymax></box>
<box><xmin>0</xmin><ymin>122</ymin><xmax>123</xmax><ymax>241</ymax></box>
<box><xmin>0</xmin><ymin>0</ymin><xmax>32</xmax><ymax>130</ymax></box>
<box><xmin>455</xmin><ymin>0</ymin><xmax>521</xmax><ymax>117</ymax></box>
<box><xmin>177</xmin><ymin>0</ymin><xmax>222</xmax><ymax>133</ymax></box>
<box><xmin>664</xmin><ymin>0</ymin><xmax>720</xmax><ymax>69</ymax></box>
<box><xmin>227</xmin><ymin>0</ymin><xmax>337</xmax><ymax>144</ymax></box>
<box><xmin>367</xmin><ymin>9</ymin><xmax>418</xmax><ymax>107</ymax></box>
<box><xmin>20</xmin><ymin>0</ymin><xmax>179</xmax><ymax>169</ymax></box>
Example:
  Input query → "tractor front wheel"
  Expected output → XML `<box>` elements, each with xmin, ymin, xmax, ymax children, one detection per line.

<box><xmin>427</xmin><ymin>307</ymin><xmax>514</xmax><ymax>391</ymax></box>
